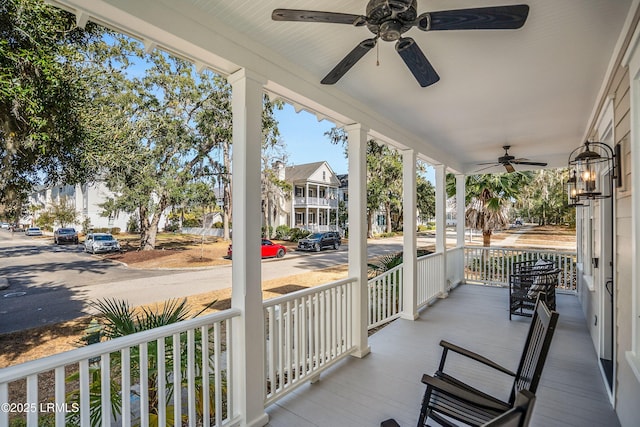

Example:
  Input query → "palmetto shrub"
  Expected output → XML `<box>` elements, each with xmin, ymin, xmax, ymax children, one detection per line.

<box><xmin>66</xmin><ymin>298</ymin><xmax>222</xmax><ymax>426</ymax></box>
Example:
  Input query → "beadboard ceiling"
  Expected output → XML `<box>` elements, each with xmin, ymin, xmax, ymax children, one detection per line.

<box><xmin>48</xmin><ymin>0</ymin><xmax>634</xmax><ymax>173</ymax></box>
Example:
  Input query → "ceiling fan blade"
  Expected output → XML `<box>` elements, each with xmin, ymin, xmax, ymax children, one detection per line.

<box><xmin>473</xmin><ymin>164</ymin><xmax>501</xmax><ymax>173</ymax></box>
<box><xmin>272</xmin><ymin>9</ymin><xmax>367</xmax><ymax>26</ymax></box>
<box><xmin>511</xmin><ymin>160</ymin><xmax>548</xmax><ymax>167</ymax></box>
<box><xmin>476</xmin><ymin>161</ymin><xmax>500</xmax><ymax>166</ymax></box>
<box><xmin>395</xmin><ymin>38</ymin><xmax>440</xmax><ymax>87</ymax></box>
<box><xmin>321</xmin><ymin>38</ymin><xmax>376</xmax><ymax>85</ymax></box>
<box><xmin>417</xmin><ymin>5</ymin><xmax>529</xmax><ymax>31</ymax></box>
<box><xmin>504</xmin><ymin>163</ymin><xmax>516</xmax><ymax>173</ymax></box>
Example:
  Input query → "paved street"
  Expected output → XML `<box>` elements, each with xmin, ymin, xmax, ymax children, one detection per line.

<box><xmin>1</xmin><ymin>225</ymin><xmax>571</xmax><ymax>334</ymax></box>
<box><xmin>0</xmin><ymin>231</ymin><xmax>440</xmax><ymax>334</ymax></box>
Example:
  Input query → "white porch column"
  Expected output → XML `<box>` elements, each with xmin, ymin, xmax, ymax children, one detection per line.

<box><xmin>456</xmin><ymin>174</ymin><xmax>466</xmax><ymax>247</ymax></box>
<box><xmin>346</xmin><ymin>123</ymin><xmax>371</xmax><ymax>358</ymax></box>
<box><xmin>435</xmin><ymin>164</ymin><xmax>448</xmax><ymax>297</ymax></box>
<box><xmin>228</xmin><ymin>69</ymin><xmax>269</xmax><ymax>427</ymax></box>
<box><xmin>290</xmin><ymin>197</ymin><xmax>294</xmax><ymax>228</ymax></box>
<box><xmin>401</xmin><ymin>150</ymin><xmax>418</xmax><ymax>320</ymax></box>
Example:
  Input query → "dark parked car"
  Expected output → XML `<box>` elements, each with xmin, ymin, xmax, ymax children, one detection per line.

<box><xmin>54</xmin><ymin>228</ymin><xmax>79</xmax><ymax>244</ymax></box>
<box><xmin>227</xmin><ymin>239</ymin><xmax>286</xmax><ymax>259</ymax></box>
<box><xmin>297</xmin><ymin>232</ymin><xmax>341</xmax><ymax>252</ymax></box>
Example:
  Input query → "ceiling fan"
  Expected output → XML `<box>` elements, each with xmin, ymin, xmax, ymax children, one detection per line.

<box><xmin>476</xmin><ymin>145</ymin><xmax>548</xmax><ymax>173</ymax></box>
<box><xmin>272</xmin><ymin>1</ymin><xmax>529</xmax><ymax>87</ymax></box>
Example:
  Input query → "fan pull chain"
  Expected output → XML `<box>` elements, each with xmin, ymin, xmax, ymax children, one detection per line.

<box><xmin>376</xmin><ymin>41</ymin><xmax>380</xmax><ymax>66</ymax></box>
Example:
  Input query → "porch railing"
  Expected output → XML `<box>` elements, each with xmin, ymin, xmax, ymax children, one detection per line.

<box><xmin>446</xmin><ymin>246</ymin><xmax>465</xmax><ymax>290</ymax></box>
<box><xmin>418</xmin><ymin>252</ymin><xmax>444</xmax><ymax>309</ymax></box>
<box><xmin>293</xmin><ymin>197</ymin><xmax>338</xmax><ymax>208</ymax></box>
<box><xmin>263</xmin><ymin>278</ymin><xmax>356</xmax><ymax>406</ymax></box>
<box><xmin>0</xmin><ymin>245</ymin><xmax>579</xmax><ymax>426</ymax></box>
<box><xmin>463</xmin><ymin>246</ymin><xmax>577</xmax><ymax>291</ymax></box>
<box><xmin>367</xmin><ymin>264</ymin><xmax>403</xmax><ymax>329</ymax></box>
<box><xmin>0</xmin><ymin>308</ymin><xmax>240</xmax><ymax>427</ymax></box>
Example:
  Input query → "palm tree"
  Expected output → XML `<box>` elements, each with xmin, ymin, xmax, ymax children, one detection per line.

<box><xmin>67</xmin><ymin>298</ymin><xmax>218</xmax><ymax>426</ymax></box>
<box><xmin>448</xmin><ymin>172</ymin><xmax>531</xmax><ymax>247</ymax></box>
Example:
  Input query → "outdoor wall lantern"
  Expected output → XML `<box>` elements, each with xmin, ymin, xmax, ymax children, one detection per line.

<box><xmin>567</xmin><ymin>141</ymin><xmax>617</xmax><ymax>202</ymax></box>
<box><xmin>565</xmin><ymin>169</ymin><xmax>585</xmax><ymax>207</ymax></box>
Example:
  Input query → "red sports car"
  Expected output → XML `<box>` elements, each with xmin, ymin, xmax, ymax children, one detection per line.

<box><xmin>227</xmin><ymin>239</ymin><xmax>286</xmax><ymax>259</ymax></box>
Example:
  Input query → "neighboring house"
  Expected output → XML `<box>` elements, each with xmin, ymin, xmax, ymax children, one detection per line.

<box><xmin>446</xmin><ymin>197</ymin><xmax>457</xmax><ymax>226</ymax></box>
<box><xmin>338</xmin><ymin>172</ymin><xmax>438</xmax><ymax>234</ymax></box>
<box><xmin>27</xmin><ymin>182</ymin><xmax>132</xmax><ymax>231</ymax></box>
<box><xmin>337</xmin><ymin>172</ymin><xmax>390</xmax><ymax>235</ymax></box>
<box><xmin>336</xmin><ymin>173</ymin><xmax>349</xmax><ymax>206</ymax></box>
<box><xmin>285</xmin><ymin>161</ymin><xmax>340</xmax><ymax>233</ymax></box>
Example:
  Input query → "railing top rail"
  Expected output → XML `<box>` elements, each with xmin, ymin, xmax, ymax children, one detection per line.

<box><xmin>263</xmin><ymin>277</ymin><xmax>357</xmax><ymax>308</ymax></box>
<box><xmin>368</xmin><ymin>263</ymin><xmax>403</xmax><ymax>282</ymax></box>
<box><xmin>464</xmin><ymin>245</ymin><xmax>576</xmax><ymax>256</ymax></box>
<box><xmin>0</xmin><ymin>308</ymin><xmax>241</xmax><ymax>383</ymax></box>
<box><xmin>418</xmin><ymin>251</ymin><xmax>443</xmax><ymax>262</ymax></box>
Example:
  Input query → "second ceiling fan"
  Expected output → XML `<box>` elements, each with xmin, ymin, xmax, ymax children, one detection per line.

<box><xmin>476</xmin><ymin>145</ymin><xmax>548</xmax><ymax>173</ymax></box>
<box><xmin>272</xmin><ymin>1</ymin><xmax>530</xmax><ymax>87</ymax></box>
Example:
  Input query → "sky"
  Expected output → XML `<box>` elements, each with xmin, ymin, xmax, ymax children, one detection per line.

<box><xmin>273</xmin><ymin>103</ymin><xmax>348</xmax><ymax>175</ymax></box>
<box><xmin>275</xmin><ymin>102</ymin><xmax>435</xmax><ymax>183</ymax></box>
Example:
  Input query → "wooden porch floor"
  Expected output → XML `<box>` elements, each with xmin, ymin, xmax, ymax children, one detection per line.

<box><xmin>265</xmin><ymin>284</ymin><xmax>619</xmax><ymax>427</ymax></box>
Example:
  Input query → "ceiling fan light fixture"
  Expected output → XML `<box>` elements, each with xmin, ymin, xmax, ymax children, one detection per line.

<box><xmin>380</xmin><ymin>20</ymin><xmax>402</xmax><ymax>41</ymax></box>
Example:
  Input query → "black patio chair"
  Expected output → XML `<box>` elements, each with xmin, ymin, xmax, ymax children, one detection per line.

<box><xmin>509</xmin><ymin>259</ymin><xmax>559</xmax><ymax>319</ymax></box>
<box><xmin>416</xmin><ymin>298</ymin><xmax>558</xmax><ymax>426</ymax></box>
<box><xmin>380</xmin><ymin>390</ymin><xmax>535</xmax><ymax>427</ymax></box>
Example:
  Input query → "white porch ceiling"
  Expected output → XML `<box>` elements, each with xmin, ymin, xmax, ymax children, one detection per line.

<box><xmin>48</xmin><ymin>0</ymin><xmax>634</xmax><ymax>174</ymax></box>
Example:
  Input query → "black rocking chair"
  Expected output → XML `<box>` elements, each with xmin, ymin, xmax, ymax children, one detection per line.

<box><xmin>380</xmin><ymin>389</ymin><xmax>535</xmax><ymax>427</ymax></box>
<box><xmin>416</xmin><ymin>298</ymin><xmax>558</xmax><ymax>426</ymax></box>
<box><xmin>509</xmin><ymin>259</ymin><xmax>559</xmax><ymax>319</ymax></box>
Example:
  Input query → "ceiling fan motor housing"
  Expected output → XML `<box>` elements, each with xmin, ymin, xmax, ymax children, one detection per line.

<box><xmin>366</xmin><ymin>0</ymin><xmax>417</xmax><ymax>40</ymax></box>
<box><xmin>499</xmin><ymin>154</ymin><xmax>515</xmax><ymax>164</ymax></box>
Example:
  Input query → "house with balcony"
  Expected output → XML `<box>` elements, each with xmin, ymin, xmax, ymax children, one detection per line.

<box><xmin>285</xmin><ymin>161</ymin><xmax>341</xmax><ymax>233</ymax></box>
<box><xmin>3</xmin><ymin>1</ymin><xmax>640</xmax><ymax>427</ymax></box>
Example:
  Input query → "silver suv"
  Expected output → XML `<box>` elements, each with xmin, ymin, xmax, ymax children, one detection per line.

<box><xmin>297</xmin><ymin>232</ymin><xmax>341</xmax><ymax>252</ymax></box>
<box><xmin>84</xmin><ymin>233</ymin><xmax>120</xmax><ymax>254</ymax></box>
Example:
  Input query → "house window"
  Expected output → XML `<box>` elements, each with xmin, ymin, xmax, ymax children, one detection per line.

<box><xmin>322</xmin><ymin>171</ymin><xmax>326</xmax><ymax>181</ymax></box>
<box><xmin>377</xmin><ymin>215</ymin><xmax>386</xmax><ymax>226</ymax></box>
<box><xmin>319</xmin><ymin>188</ymin><xmax>326</xmax><ymax>198</ymax></box>
<box><xmin>295</xmin><ymin>212</ymin><xmax>304</xmax><ymax>225</ymax></box>
<box><xmin>295</xmin><ymin>187</ymin><xmax>304</xmax><ymax>197</ymax></box>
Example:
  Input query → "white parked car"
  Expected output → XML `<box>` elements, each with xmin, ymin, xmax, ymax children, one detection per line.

<box><xmin>25</xmin><ymin>227</ymin><xmax>43</xmax><ymax>236</ymax></box>
<box><xmin>84</xmin><ymin>233</ymin><xmax>121</xmax><ymax>254</ymax></box>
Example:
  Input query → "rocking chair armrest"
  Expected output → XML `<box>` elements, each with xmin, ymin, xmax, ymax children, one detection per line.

<box><xmin>439</xmin><ymin>340</ymin><xmax>516</xmax><ymax>377</ymax></box>
<box><xmin>421</xmin><ymin>374</ymin><xmax>511</xmax><ymax>412</ymax></box>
